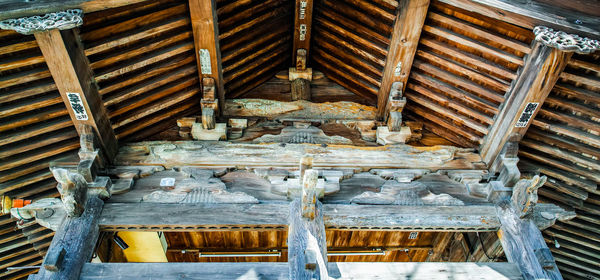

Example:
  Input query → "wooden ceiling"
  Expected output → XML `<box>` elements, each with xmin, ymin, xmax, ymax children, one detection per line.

<box><xmin>0</xmin><ymin>0</ymin><xmax>599</xmax><ymax>279</ymax></box>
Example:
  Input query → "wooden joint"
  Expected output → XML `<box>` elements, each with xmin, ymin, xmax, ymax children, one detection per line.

<box><xmin>44</xmin><ymin>247</ymin><xmax>67</xmax><ymax>272</ymax></box>
<box><xmin>201</xmin><ymin>77</ymin><xmax>218</xmax><ymax>129</ymax></box>
<box><xmin>296</xmin><ymin>48</ymin><xmax>307</xmax><ymax>71</ymax></box>
<box><xmin>301</xmin><ymin>169</ymin><xmax>318</xmax><ymax>220</ymax></box>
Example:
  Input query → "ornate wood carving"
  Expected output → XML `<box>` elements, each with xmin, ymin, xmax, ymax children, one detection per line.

<box><xmin>0</xmin><ymin>9</ymin><xmax>82</xmax><ymax>34</ymax></box>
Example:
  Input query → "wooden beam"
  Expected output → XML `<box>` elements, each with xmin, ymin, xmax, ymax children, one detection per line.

<box><xmin>292</xmin><ymin>0</ymin><xmax>314</xmax><ymax>64</ymax></box>
<box><xmin>115</xmin><ymin>141</ymin><xmax>486</xmax><ymax>170</ymax></box>
<box><xmin>35</xmin><ymin>29</ymin><xmax>118</xmax><ymax>161</ymax></box>
<box><xmin>80</xmin><ymin>262</ymin><xmax>524</xmax><ymax>279</ymax></box>
<box><xmin>98</xmin><ymin>203</ymin><xmax>501</xmax><ymax>232</ymax></box>
<box><xmin>497</xmin><ymin>200</ymin><xmax>562</xmax><ymax>279</ymax></box>
<box><xmin>30</xmin><ymin>197</ymin><xmax>103</xmax><ymax>280</ymax></box>
<box><xmin>188</xmin><ymin>0</ymin><xmax>225</xmax><ymax>110</ymax></box>
<box><xmin>437</xmin><ymin>0</ymin><xmax>600</xmax><ymax>40</ymax></box>
<box><xmin>376</xmin><ymin>0</ymin><xmax>429</xmax><ymax>119</ymax></box>
<box><xmin>0</xmin><ymin>0</ymin><xmax>150</xmax><ymax>21</ymax></box>
<box><xmin>479</xmin><ymin>32</ymin><xmax>573</xmax><ymax>166</ymax></box>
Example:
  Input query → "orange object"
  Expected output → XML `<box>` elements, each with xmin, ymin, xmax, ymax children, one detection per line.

<box><xmin>12</xmin><ymin>199</ymin><xmax>32</xmax><ymax>208</ymax></box>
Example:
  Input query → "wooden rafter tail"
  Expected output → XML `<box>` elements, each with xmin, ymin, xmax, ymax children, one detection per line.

<box><xmin>376</xmin><ymin>0</ymin><xmax>430</xmax><ymax>119</ymax></box>
<box><xmin>34</xmin><ymin>28</ymin><xmax>118</xmax><ymax>162</ymax></box>
<box><xmin>189</xmin><ymin>0</ymin><xmax>225</xmax><ymax>109</ymax></box>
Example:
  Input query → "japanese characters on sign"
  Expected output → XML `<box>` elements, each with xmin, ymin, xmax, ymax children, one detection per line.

<box><xmin>515</xmin><ymin>102</ymin><xmax>539</xmax><ymax>128</ymax></box>
<box><xmin>67</xmin><ymin>92</ymin><xmax>88</xmax><ymax>121</ymax></box>
<box><xmin>199</xmin><ymin>49</ymin><xmax>212</xmax><ymax>75</ymax></box>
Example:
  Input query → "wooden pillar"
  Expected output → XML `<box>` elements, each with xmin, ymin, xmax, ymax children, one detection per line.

<box><xmin>480</xmin><ymin>26</ymin><xmax>600</xmax><ymax>166</ymax></box>
<box><xmin>189</xmin><ymin>0</ymin><xmax>224</xmax><ymax>111</ymax></box>
<box><xmin>35</xmin><ymin>28</ymin><xmax>118</xmax><ymax>161</ymax></box>
<box><xmin>497</xmin><ymin>200</ymin><xmax>562</xmax><ymax>280</ymax></box>
<box><xmin>376</xmin><ymin>0</ymin><xmax>429</xmax><ymax>119</ymax></box>
<box><xmin>288</xmin><ymin>169</ymin><xmax>328</xmax><ymax>279</ymax></box>
<box><xmin>31</xmin><ymin>197</ymin><xmax>104</xmax><ymax>280</ymax></box>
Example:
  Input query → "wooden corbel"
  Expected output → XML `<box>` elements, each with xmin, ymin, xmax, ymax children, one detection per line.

<box><xmin>10</xmin><ymin>198</ymin><xmax>66</xmax><ymax>231</ymax></box>
<box><xmin>200</xmin><ymin>77</ymin><xmax>218</xmax><ymax>130</ymax></box>
<box><xmin>289</xmin><ymin>49</ymin><xmax>312</xmax><ymax>101</ymax></box>
<box><xmin>387</xmin><ymin>82</ymin><xmax>406</xmax><ymax>132</ymax></box>
<box><xmin>511</xmin><ymin>175</ymin><xmax>546</xmax><ymax>218</ymax></box>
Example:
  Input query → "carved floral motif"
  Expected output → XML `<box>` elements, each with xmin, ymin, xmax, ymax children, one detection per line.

<box><xmin>0</xmin><ymin>9</ymin><xmax>83</xmax><ymax>35</ymax></box>
<box><xmin>534</xmin><ymin>26</ymin><xmax>600</xmax><ymax>54</ymax></box>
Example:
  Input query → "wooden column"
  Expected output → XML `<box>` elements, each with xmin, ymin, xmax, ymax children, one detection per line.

<box><xmin>497</xmin><ymin>200</ymin><xmax>562</xmax><ymax>280</ymax></box>
<box><xmin>376</xmin><ymin>0</ymin><xmax>429</xmax><ymax>119</ymax></box>
<box><xmin>31</xmin><ymin>197</ymin><xmax>104</xmax><ymax>280</ymax></box>
<box><xmin>288</xmin><ymin>169</ymin><xmax>328</xmax><ymax>279</ymax></box>
<box><xmin>188</xmin><ymin>0</ymin><xmax>224</xmax><ymax>111</ymax></box>
<box><xmin>480</xmin><ymin>27</ymin><xmax>588</xmax><ymax>166</ymax></box>
<box><xmin>35</xmin><ymin>28</ymin><xmax>118</xmax><ymax>161</ymax></box>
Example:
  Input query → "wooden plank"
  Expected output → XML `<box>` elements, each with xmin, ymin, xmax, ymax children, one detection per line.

<box><xmin>188</xmin><ymin>0</ymin><xmax>224</xmax><ymax>110</ymax></box>
<box><xmin>292</xmin><ymin>0</ymin><xmax>313</xmax><ymax>64</ymax></box>
<box><xmin>98</xmin><ymin>203</ymin><xmax>501</xmax><ymax>232</ymax></box>
<box><xmin>34</xmin><ymin>29</ymin><xmax>118</xmax><ymax>161</ymax></box>
<box><xmin>80</xmin><ymin>262</ymin><xmax>523</xmax><ymax>279</ymax></box>
<box><xmin>480</xmin><ymin>39</ymin><xmax>572</xmax><ymax>167</ymax></box>
<box><xmin>30</xmin><ymin>197</ymin><xmax>103</xmax><ymax>280</ymax></box>
<box><xmin>115</xmin><ymin>141</ymin><xmax>485</xmax><ymax>170</ymax></box>
<box><xmin>437</xmin><ymin>0</ymin><xmax>600</xmax><ymax>40</ymax></box>
<box><xmin>497</xmin><ymin>200</ymin><xmax>562</xmax><ymax>280</ymax></box>
<box><xmin>377</xmin><ymin>0</ymin><xmax>429</xmax><ymax>119</ymax></box>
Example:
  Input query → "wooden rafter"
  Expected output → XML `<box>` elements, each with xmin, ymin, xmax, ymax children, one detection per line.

<box><xmin>188</xmin><ymin>0</ymin><xmax>225</xmax><ymax>110</ymax></box>
<box><xmin>34</xmin><ymin>29</ymin><xmax>118</xmax><ymax>161</ymax></box>
<box><xmin>377</xmin><ymin>0</ymin><xmax>430</xmax><ymax>119</ymax></box>
<box><xmin>480</xmin><ymin>36</ymin><xmax>573</xmax><ymax>167</ymax></box>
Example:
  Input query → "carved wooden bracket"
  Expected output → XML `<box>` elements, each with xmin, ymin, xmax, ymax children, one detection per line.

<box><xmin>10</xmin><ymin>198</ymin><xmax>66</xmax><ymax>231</ymax></box>
<box><xmin>534</xmin><ymin>26</ymin><xmax>600</xmax><ymax>54</ymax></box>
<box><xmin>0</xmin><ymin>9</ymin><xmax>83</xmax><ymax>34</ymax></box>
<box><xmin>511</xmin><ymin>175</ymin><xmax>546</xmax><ymax>218</ymax></box>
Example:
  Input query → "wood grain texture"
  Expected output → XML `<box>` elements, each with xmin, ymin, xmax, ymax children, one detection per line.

<box><xmin>34</xmin><ymin>29</ymin><xmax>117</xmax><ymax>160</ymax></box>
<box><xmin>98</xmin><ymin>203</ymin><xmax>500</xmax><ymax>231</ymax></box>
<box><xmin>80</xmin><ymin>262</ymin><xmax>523</xmax><ymax>279</ymax></box>
<box><xmin>480</xmin><ymin>40</ymin><xmax>572</xmax><ymax>166</ymax></box>
<box><xmin>189</xmin><ymin>0</ymin><xmax>224</xmax><ymax>111</ymax></box>
<box><xmin>377</xmin><ymin>0</ymin><xmax>429</xmax><ymax>119</ymax></box>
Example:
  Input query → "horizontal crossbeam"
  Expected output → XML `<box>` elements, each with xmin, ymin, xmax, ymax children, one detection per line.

<box><xmin>80</xmin><ymin>262</ymin><xmax>523</xmax><ymax>279</ymax></box>
<box><xmin>99</xmin><ymin>203</ymin><xmax>501</xmax><ymax>232</ymax></box>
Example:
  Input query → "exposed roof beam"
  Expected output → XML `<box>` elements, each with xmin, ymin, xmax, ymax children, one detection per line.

<box><xmin>35</xmin><ymin>29</ymin><xmax>118</xmax><ymax>160</ymax></box>
<box><xmin>292</xmin><ymin>0</ymin><xmax>314</xmax><ymax>64</ymax></box>
<box><xmin>99</xmin><ymin>203</ymin><xmax>501</xmax><ymax>232</ymax></box>
<box><xmin>480</xmin><ymin>28</ymin><xmax>575</xmax><ymax>167</ymax></box>
<box><xmin>377</xmin><ymin>0</ymin><xmax>430</xmax><ymax>119</ymax></box>
<box><xmin>0</xmin><ymin>0</ymin><xmax>149</xmax><ymax>21</ymax></box>
<box><xmin>438</xmin><ymin>0</ymin><xmax>600</xmax><ymax>39</ymax></box>
<box><xmin>80</xmin><ymin>262</ymin><xmax>524</xmax><ymax>279</ymax></box>
<box><xmin>115</xmin><ymin>141</ymin><xmax>486</xmax><ymax>170</ymax></box>
<box><xmin>188</xmin><ymin>0</ymin><xmax>225</xmax><ymax>111</ymax></box>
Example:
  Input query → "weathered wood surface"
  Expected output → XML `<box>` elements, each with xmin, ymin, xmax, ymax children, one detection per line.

<box><xmin>224</xmin><ymin>99</ymin><xmax>377</xmax><ymax>120</ymax></box>
<box><xmin>188</xmin><ymin>0</ymin><xmax>224</xmax><ymax>110</ymax></box>
<box><xmin>34</xmin><ymin>29</ymin><xmax>118</xmax><ymax>161</ymax></box>
<box><xmin>377</xmin><ymin>0</ymin><xmax>429</xmax><ymax>118</ymax></box>
<box><xmin>438</xmin><ymin>0</ymin><xmax>600</xmax><ymax>39</ymax></box>
<box><xmin>30</xmin><ymin>197</ymin><xmax>103</xmax><ymax>280</ymax></box>
<box><xmin>480</xmin><ymin>39</ymin><xmax>572</xmax><ymax>165</ymax></box>
<box><xmin>288</xmin><ymin>170</ymin><xmax>328</xmax><ymax>279</ymax></box>
<box><xmin>80</xmin><ymin>262</ymin><xmax>524</xmax><ymax>279</ymax></box>
<box><xmin>0</xmin><ymin>0</ymin><xmax>149</xmax><ymax>21</ymax></box>
<box><xmin>115</xmin><ymin>141</ymin><xmax>485</xmax><ymax>170</ymax></box>
<box><xmin>98</xmin><ymin>203</ymin><xmax>501</xmax><ymax>231</ymax></box>
<box><xmin>497</xmin><ymin>200</ymin><xmax>563</xmax><ymax>280</ymax></box>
